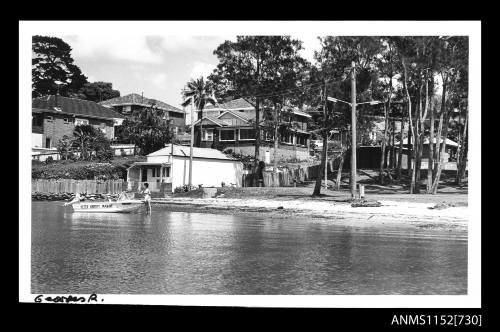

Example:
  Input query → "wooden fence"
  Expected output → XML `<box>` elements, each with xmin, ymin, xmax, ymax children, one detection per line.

<box><xmin>32</xmin><ymin>179</ymin><xmax>125</xmax><ymax>194</ymax></box>
<box><xmin>242</xmin><ymin>163</ymin><xmax>323</xmax><ymax>187</ymax></box>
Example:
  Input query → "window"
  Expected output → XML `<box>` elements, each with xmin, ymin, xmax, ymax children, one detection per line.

<box><xmin>45</xmin><ymin>137</ymin><xmax>51</xmax><ymax>148</ymax></box>
<box><xmin>162</xmin><ymin>167</ymin><xmax>170</xmax><ymax>177</ymax></box>
<box><xmin>283</xmin><ymin>133</ymin><xmax>293</xmax><ymax>144</ymax></box>
<box><xmin>202</xmin><ymin>129</ymin><xmax>214</xmax><ymax>141</ymax></box>
<box><xmin>220</xmin><ymin>129</ymin><xmax>235</xmax><ymax>141</ymax></box>
<box><xmin>63</xmin><ymin>118</ymin><xmax>70</xmax><ymax>124</ymax></box>
<box><xmin>75</xmin><ymin>118</ymin><xmax>89</xmax><ymax>126</ymax></box>
<box><xmin>239</xmin><ymin>128</ymin><xmax>254</xmax><ymax>140</ymax></box>
<box><xmin>170</xmin><ymin>112</ymin><xmax>184</xmax><ymax>119</ymax></box>
<box><xmin>122</xmin><ymin>106</ymin><xmax>131</xmax><ymax>114</ymax></box>
<box><xmin>46</xmin><ymin>116</ymin><xmax>53</xmax><ymax>122</ymax></box>
<box><xmin>152</xmin><ymin>167</ymin><xmax>161</xmax><ymax>177</ymax></box>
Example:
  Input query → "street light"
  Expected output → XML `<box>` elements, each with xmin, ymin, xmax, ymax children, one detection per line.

<box><xmin>326</xmin><ymin>89</ymin><xmax>383</xmax><ymax>198</ymax></box>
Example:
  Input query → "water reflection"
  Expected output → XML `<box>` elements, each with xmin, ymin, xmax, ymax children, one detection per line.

<box><xmin>31</xmin><ymin>201</ymin><xmax>467</xmax><ymax>295</ymax></box>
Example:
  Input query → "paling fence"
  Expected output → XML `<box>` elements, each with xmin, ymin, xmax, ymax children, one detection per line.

<box><xmin>242</xmin><ymin>163</ymin><xmax>325</xmax><ymax>187</ymax></box>
<box><xmin>32</xmin><ymin>179</ymin><xmax>125</xmax><ymax>194</ymax></box>
<box><xmin>241</xmin><ymin>153</ymin><xmax>351</xmax><ymax>188</ymax></box>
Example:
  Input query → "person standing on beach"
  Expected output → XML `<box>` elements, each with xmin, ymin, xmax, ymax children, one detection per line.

<box><xmin>141</xmin><ymin>183</ymin><xmax>151</xmax><ymax>214</ymax></box>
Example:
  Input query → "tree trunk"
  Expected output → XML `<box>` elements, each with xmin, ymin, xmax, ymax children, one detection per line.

<box><xmin>390</xmin><ymin>118</ymin><xmax>396</xmax><ymax>169</ymax></box>
<box><xmin>397</xmin><ymin>118</ymin><xmax>404</xmax><ymax>179</ymax></box>
<box><xmin>431</xmin><ymin>111</ymin><xmax>450</xmax><ymax>194</ymax></box>
<box><xmin>433</xmin><ymin>80</ymin><xmax>446</xmax><ymax>181</ymax></box>
<box><xmin>336</xmin><ymin>151</ymin><xmax>345</xmax><ymax>190</ymax></box>
<box><xmin>273</xmin><ymin>103</ymin><xmax>279</xmax><ymax>177</ymax></box>
<box><xmin>313</xmin><ymin>132</ymin><xmax>327</xmax><ymax>196</ymax></box>
<box><xmin>456</xmin><ymin>112</ymin><xmax>468</xmax><ymax>184</ymax></box>
<box><xmin>402</xmin><ymin>58</ymin><xmax>416</xmax><ymax>193</ymax></box>
<box><xmin>252</xmin><ymin>97</ymin><xmax>261</xmax><ymax>186</ymax></box>
<box><xmin>313</xmin><ymin>82</ymin><xmax>328</xmax><ymax>196</ymax></box>
<box><xmin>379</xmin><ymin>104</ymin><xmax>389</xmax><ymax>185</ymax></box>
<box><xmin>427</xmin><ymin>105</ymin><xmax>435</xmax><ymax>193</ymax></box>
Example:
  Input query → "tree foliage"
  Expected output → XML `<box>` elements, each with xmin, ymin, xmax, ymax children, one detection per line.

<box><xmin>119</xmin><ymin>104</ymin><xmax>174</xmax><ymax>155</ymax></box>
<box><xmin>78</xmin><ymin>81</ymin><xmax>121</xmax><ymax>102</ymax></box>
<box><xmin>32</xmin><ymin>35</ymin><xmax>88</xmax><ymax>98</ymax></box>
<box><xmin>72</xmin><ymin>125</ymin><xmax>113</xmax><ymax>161</ymax></box>
<box><xmin>181</xmin><ymin>77</ymin><xmax>216</xmax><ymax>146</ymax></box>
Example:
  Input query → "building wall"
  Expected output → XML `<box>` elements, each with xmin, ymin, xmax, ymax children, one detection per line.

<box><xmin>42</xmin><ymin>113</ymin><xmax>76</xmax><ymax>148</ymax></box>
<box><xmin>32</xmin><ymin>133</ymin><xmax>43</xmax><ymax>148</ymax></box>
<box><xmin>34</xmin><ymin>112</ymin><xmax>115</xmax><ymax>148</ymax></box>
<box><xmin>171</xmin><ymin>157</ymin><xmax>243</xmax><ymax>189</ymax></box>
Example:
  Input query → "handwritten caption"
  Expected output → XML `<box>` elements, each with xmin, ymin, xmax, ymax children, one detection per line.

<box><xmin>34</xmin><ymin>294</ymin><xmax>103</xmax><ymax>304</ymax></box>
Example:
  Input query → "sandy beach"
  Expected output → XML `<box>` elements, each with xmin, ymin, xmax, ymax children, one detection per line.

<box><xmin>152</xmin><ymin>194</ymin><xmax>468</xmax><ymax>232</ymax></box>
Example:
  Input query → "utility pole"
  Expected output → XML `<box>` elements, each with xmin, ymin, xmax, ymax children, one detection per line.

<box><xmin>323</xmin><ymin>80</ymin><xmax>328</xmax><ymax>189</ymax></box>
<box><xmin>188</xmin><ymin>99</ymin><xmax>195</xmax><ymax>187</ymax></box>
<box><xmin>350</xmin><ymin>61</ymin><xmax>357</xmax><ymax>199</ymax></box>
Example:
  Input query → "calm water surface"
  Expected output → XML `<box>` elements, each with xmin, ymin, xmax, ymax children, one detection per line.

<box><xmin>31</xmin><ymin>201</ymin><xmax>467</xmax><ymax>294</ymax></box>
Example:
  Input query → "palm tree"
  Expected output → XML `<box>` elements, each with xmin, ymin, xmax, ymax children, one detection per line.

<box><xmin>73</xmin><ymin>125</ymin><xmax>95</xmax><ymax>160</ymax></box>
<box><xmin>181</xmin><ymin>77</ymin><xmax>217</xmax><ymax>147</ymax></box>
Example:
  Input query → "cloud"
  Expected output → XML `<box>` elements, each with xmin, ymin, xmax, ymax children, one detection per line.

<box><xmin>152</xmin><ymin>73</ymin><xmax>168</xmax><ymax>86</ymax></box>
<box><xmin>159</xmin><ymin>35</ymin><xmax>234</xmax><ymax>53</ymax></box>
<box><xmin>293</xmin><ymin>35</ymin><xmax>322</xmax><ymax>63</ymax></box>
<box><xmin>189</xmin><ymin>61</ymin><xmax>217</xmax><ymax>80</ymax></box>
<box><xmin>61</xmin><ymin>35</ymin><xmax>163</xmax><ymax>64</ymax></box>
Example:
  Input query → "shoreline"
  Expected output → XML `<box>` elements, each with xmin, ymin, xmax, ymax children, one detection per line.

<box><xmin>151</xmin><ymin>197</ymin><xmax>469</xmax><ymax>233</ymax></box>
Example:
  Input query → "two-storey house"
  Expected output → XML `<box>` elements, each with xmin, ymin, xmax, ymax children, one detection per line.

<box><xmin>99</xmin><ymin>93</ymin><xmax>185</xmax><ymax>135</ymax></box>
<box><xmin>193</xmin><ymin>98</ymin><xmax>313</xmax><ymax>162</ymax></box>
<box><xmin>32</xmin><ymin>95</ymin><xmax>124</xmax><ymax>150</ymax></box>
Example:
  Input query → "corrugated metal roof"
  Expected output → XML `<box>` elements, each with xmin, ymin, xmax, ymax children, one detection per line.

<box><xmin>147</xmin><ymin>144</ymin><xmax>241</xmax><ymax>161</ymax></box>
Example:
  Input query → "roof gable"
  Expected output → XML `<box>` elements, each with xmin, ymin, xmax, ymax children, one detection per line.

<box><xmin>204</xmin><ymin>98</ymin><xmax>254</xmax><ymax>111</ymax></box>
<box><xmin>193</xmin><ymin>116</ymin><xmax>227</xmax><ymax>127</ymax></box>
<box><xmin>217</xmin><ymin>111</ymin><xmax>250</xmax><ymax>123</ymax></box>
<box><xmin>147</xmin><ymin>144</ymin><xmax>240</xmax><ymax>161</ymax></box>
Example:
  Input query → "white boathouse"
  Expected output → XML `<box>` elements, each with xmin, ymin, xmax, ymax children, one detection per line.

<box><xmin>127</xmin><ymin>144</ymin><xmax>243</xmax><ymax>194</ymax></box>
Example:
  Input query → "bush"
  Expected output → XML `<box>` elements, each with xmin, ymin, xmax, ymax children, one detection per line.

<box><xmin>32</xmin><ymin>161</ymin><xmax>127</xmax><ymax>180</ymax></box>
<box><xmin>174</xmin><ymin>185</ymin><xmax>197</xmax><ymax>193</ymax></box>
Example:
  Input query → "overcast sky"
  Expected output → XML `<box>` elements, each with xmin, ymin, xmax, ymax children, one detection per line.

<box><xmin>56</xmin><ymin>35</ymin><xmax>322</xmax><ymax>109</ymax></box>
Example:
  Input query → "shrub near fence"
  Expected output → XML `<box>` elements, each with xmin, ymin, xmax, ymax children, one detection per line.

<box><xmin>32</xmin><ymin>179</ymin><xmax>125</xmax><ymax>194</ymax></box>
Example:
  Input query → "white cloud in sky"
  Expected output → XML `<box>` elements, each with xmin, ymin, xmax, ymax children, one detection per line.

<box><xmin>152</xmin><ymin>73</ymin><xmax>168</xmax><ymax>87</ymax></box>
<box><xmin>159</xmin><ymin>35</ymin><xmax>234</xmax><ymax>53</ymax></box>
<box><xmin>63</xmin><ymin>35</ymin><xmax>163</xmax><ymax>64</ymax></box>
<box><xmin>294</xmin><ymin>35</ymin><xmax>322</xmax><ymax>63</ymax></box>
<box><xmin>189</xmin><ymin>61</ymin><xmax>217</xmax><ymax>80</ymax></box>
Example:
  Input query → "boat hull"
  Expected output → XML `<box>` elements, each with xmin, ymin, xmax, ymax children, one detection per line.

<box><xmin>71</xmin><ymin>200</ymin><xmax>144</xmax><ymax>213</ymax></box>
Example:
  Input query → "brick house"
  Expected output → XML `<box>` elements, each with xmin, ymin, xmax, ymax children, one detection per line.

<box><xmin>99</xmin><ymin>93</ymin><xmax>185</xmax><ymax>135</ymax></box>
<box><xmin>32</xmin><ymin>95</ymin><xmax>124</xmax><ymax>152</ymax></box>
<box><xmin>193</xmin><ymin>98</ymin><xmax>313</xmax><ymax>162</ymax></box>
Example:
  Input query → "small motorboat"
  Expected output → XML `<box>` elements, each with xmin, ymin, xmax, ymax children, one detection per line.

<box><xmin>65</xmin><ymin>192</ymin><xmax>144</xmax><ymax>213</ymax></box>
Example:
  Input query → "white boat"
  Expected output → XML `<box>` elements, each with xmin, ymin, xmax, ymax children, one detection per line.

<box><xmin>65</xmin><ymin>192</ymin><xmax>145</xmax><ymax>213</ymax></box>
<box><xmin>70</xmin><ymin>199</ymin><xmax>145</xmax><ymax>213</ymax></box>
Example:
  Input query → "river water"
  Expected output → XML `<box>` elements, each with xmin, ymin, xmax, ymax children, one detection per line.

<box><xmin>31</xmin><ymin>201</ymin><xmax>467</xmax><ymax>295</ymax></box>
